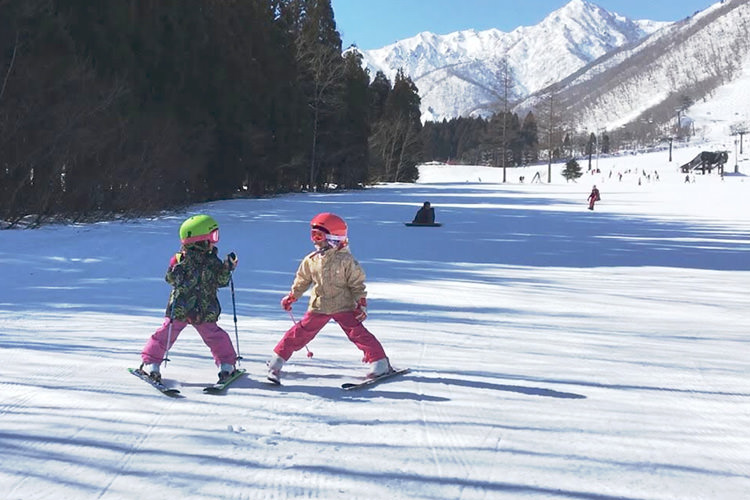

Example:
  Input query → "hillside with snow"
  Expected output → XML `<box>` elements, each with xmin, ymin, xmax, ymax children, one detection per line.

<box><xmin>355</xmin><ymin>0</ymin><xmax>668</xmax><ymax>122</ymax></box>
<box><xmin>354</xmin><ymin>0</ymin><xmax>750</xmax><ymax>147</ymax></box>
<box><xmin>524</xmin><ymin>0</ymin><xmax>750</xmax><ymax>140</ymax></box>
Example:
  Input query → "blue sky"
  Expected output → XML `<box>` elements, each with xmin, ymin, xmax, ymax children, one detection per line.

<box><xmin>331</xmin><ymin>0</ymin><xmax>718</xmax><ymax>50</ymax></box>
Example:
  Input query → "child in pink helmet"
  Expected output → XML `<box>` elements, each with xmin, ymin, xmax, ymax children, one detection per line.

<box><xmin>267</xmin><ymin>212</ymin><xmax>391</xmax><ymax>384</ymax></box>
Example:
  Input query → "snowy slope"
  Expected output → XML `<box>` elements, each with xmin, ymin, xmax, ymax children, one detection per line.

<box><xmin>2</xmin><ymin>136</ymin><xmax>750</xmax><ymax>498</ymax></box>
<box><xmin>686</xmin><ymin>46</ymin><xmax>750</xmax><ymax>141</ymax></box>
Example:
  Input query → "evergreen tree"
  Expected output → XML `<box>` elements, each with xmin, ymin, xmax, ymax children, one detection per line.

<box><xmin>368</xmin><ymin>70</ymin><xmax>391</xmax><ymax>122</ymax></box>
<box><xmin>370</xmin><ymin>69</ymin><xmax>422</xmax><ymax>182</ymax></box>
<box><xmin>0</xmin><ymin>0</ymin><xmax>418</xmax><ymax>225</ymax></box>
<box><xmin>291</xmin><ymin>0</ymin><xmax>345</xmax><ymax>189</ymax></box>
<box><xmin>331</xmin><ymin>49</ymin><xmax>370</xmax><ymax>187</ymax></box>
<box><xmin>562</xmin><ymin>158</ymin><xmax>583</xmax><ymax>182</ymax></box>
<box><xmin>520</xmin><ymin>111</ymin><xmax>539</xmax><ymax>164</ymax></box>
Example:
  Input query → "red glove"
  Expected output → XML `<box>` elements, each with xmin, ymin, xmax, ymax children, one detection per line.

<box><xmin>281</xmin><ymin>293</ymin><xmax>297</xmax><ymax>311</ymax></box>
<box><xmin>354</xmin><ymin>297</ymin><xmax>367</xmax><ymax>322</ymax></box>
<box><xmin>169</xmin><ymin>252</ymin><xmax>183</xmax><ymax>268</ymax></box>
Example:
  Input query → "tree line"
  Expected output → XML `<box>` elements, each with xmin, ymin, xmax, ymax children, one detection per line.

<box><xmin>0</xmin><ymin>0</ymin><xmax>422</xmax><ymax>227</ymax></box>
<box><xmin>421</xmin><ymin>112</ymin><xmax>540</xmax><ymax>166</ymax></box>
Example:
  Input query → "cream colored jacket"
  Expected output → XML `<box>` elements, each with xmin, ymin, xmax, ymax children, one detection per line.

<box><xmin>290</xmin><ymin>246</ymin><xmax>367</xmax><ymax>314</ymax></box>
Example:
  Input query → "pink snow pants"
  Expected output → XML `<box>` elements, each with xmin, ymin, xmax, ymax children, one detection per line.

<box><xmin>274</xmin><ymin>310</ymin><xmax>386</xmax><ymax>362</ymax></box>
<box><xmin>141</xmin><ymin>317</ymin><xmax>237</xmax><ymax>366</ymax></box>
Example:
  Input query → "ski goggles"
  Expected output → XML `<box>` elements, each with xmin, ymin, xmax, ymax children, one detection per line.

<box><xmin>311</xmin><ymin>227</ymin><xmax>346</xmax><ymax>247</ymax></box>
<box><xmin>182</xmin><ymin>228</ymin><xmax>220</xmax><ymax>245</ymax></box>
<box><xmin>324</xmin><ymin>233</ymin><xmax>346</xmax><ymax>248</ymax></box>
<box><xmin>311</xmin><ymin>228</ymin><xmax>328</xmax><ymax>242</ymax></box>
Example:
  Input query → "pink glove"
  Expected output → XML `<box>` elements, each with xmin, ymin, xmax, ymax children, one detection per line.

<box><xmin>354</xmin><ymin>297</ymin><xmax>367</xmax><ymax>322</ymax></box>
<box><xmin>281</xmin><ymin>293</ymin><xmax>297</xmax><ymax>311</ymax></box>
<box><xmin>169</xmin><ymin>252</ymin><xmax>183</xmax><ymax>268</ymax></box>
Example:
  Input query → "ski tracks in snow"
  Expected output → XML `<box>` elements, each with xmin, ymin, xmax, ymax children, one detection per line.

<box><xmin>417</xmin><ymin>380</ymin><xmax>473</xmax><ymax>477</ymax></box>
<box><xmin>412</xmin><ymin>328</ymin><xmax>489</xmax><ymax>497</ymax></box>
<box><xmin>412</xmin><ymin>325</ymin><xmax>504</xmax><ymax>498</ymax></box>
<box><xmin>94</xmin><ymin>397</ymin><xmax>179</xmax><ymax>500</ymax></box>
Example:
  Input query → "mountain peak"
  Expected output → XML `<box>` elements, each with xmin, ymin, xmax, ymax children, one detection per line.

<box><xmin>552</xmin><ymin>0</ymin><xmax>599</xmax><ymax>15</ymax></box>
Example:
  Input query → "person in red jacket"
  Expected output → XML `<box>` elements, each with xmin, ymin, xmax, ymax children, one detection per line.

<box><xmin>266</xmin><ymin>212</ymin><xmax>391</xmax><ymax>384</ymax></box>
<box><xmin>588</xmin><ymin>185</ymin><xmax>601</xmax><ymax>210</ymax></box>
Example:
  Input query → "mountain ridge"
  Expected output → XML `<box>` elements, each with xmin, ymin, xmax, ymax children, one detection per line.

<box><xmin>354</xmin><ymin>0</ymin><xmax>669</xmax><ymax>122</ymax></box>
<box><xmin>519</xmin><ymin>0</ymin><xmax>749</xmax><ymax>141</ymax></box>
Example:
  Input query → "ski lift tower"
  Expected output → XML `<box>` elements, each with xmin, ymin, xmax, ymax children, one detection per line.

<box><xmin>730</xmin><ymin>119</ymin><xmax>747</xmax><ymax>173</ymax></box>
<box><xmin>661</xmin><ymin>137</ymin><xmax>673</xmax><ymax>162</ymax></box>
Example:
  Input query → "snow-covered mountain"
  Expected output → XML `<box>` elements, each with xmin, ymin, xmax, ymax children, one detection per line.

<box><xmin>355</xmin><ymin>0</ymin><xmax>669</xmax><ymax>122</ymax></box>
<box><xmin>519</xmin><ymin>0</ymin><xmax>750</xmax><ymax>141</ymax></box>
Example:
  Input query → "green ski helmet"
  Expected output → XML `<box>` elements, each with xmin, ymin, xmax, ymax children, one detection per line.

<box><xmin>179</xmin><ymin>215</ymin><xmax>219</xmax><ymax>245</ymax></box>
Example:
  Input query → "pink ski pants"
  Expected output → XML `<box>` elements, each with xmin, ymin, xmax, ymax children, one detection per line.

<box><xmin>141</xmin><ymin>317</ymin><xmax>237</xmax><ymax>366</ymax></box>
<box><xmin>274</xmin><ymin>310</ymin><xmax>386</xmax><ymax>363</ymax></box>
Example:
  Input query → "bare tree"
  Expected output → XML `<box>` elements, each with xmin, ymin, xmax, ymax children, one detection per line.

<box><xmin>537</xmin><ymin>90</ymin><xmax>563</xmax><ymax>183</ymax></box>
<box><xmin>296</xmin><ymin>41</ymin><xmax>344</xmax><ymax>189</ymax></box>
<box><xmin>493</xmin><ymin>57</ymin><xmax>516</xmax><ymax>182</ymax></box>
<box><xmin>368</xmin><ymin>112</ymin><xmax>420</xmax><ymax>182</ymax></box>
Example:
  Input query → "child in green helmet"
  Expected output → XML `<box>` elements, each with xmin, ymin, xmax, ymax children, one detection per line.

<box><xmin>138</xmin><ymin>215</ymin><xmax>240</xmax><ymax>383</ymax></box>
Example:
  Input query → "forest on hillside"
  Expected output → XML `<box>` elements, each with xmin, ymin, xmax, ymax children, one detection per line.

<box><xmin>1</xmin><ymin>0</ymin><xmax>427</xmax><ymax>226</ymax></box>
<box><xmin>0</xmin><ymin>0</ymin><xmax>546</xmax><ymax>227</ymax></box>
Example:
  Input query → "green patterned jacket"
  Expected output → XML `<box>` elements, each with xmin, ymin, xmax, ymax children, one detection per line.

<box><xmin>164</xmin><ymin>244</ymin><xmax>232</xmax><ymax>324</ymax></box>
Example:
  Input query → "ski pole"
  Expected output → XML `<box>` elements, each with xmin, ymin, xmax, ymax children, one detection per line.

<box><xmin>163</xmin><ymin>294</ymin><xmax>176</xmax><ymax>366</ymax></box>
<box><xmin>230</xmin><ymin>274</ymin><xmax>243</xmax><ymax>364</ymax></box>
<box><xmin>288</xmin><ymin>310</ymin><xmax>313</xmax><ymax>358</ymax></box>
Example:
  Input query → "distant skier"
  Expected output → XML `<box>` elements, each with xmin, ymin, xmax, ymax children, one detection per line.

<box><xmin>588</xmin><ymin>185</ymin><xmax>601</xmax><ymax>210</ymax></box>
<box><xmin>412</xmin><ymin>201</ymin><xmax>436</xmax><ymax>224</ymax></box>
<box><xmin>138</xmin><ymin>215</ymin><xmax>239</xmax><ymax>384</ymax></box>
<box><xmin>266</xmin><ymin>212</ymin><xmax>391</xmax><ymax>384</ymax></box>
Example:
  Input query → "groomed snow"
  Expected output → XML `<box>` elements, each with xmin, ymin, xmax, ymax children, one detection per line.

<box><xmin>1</xmin><ymin>143</ymin><xmax>749</xmax><ymax>499</ymax></box>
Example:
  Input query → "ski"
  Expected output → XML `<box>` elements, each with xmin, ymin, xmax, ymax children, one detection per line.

<box><xmin>203</xmin><ymin>368</ymin><xmax>247</xmax><ymax>394</ymax></box>
<box><xmin>128</xmin><ymin>368</ymin><xmax>182</xmax><ymax>397</ymax></box>
<box><xmin>342</xmin><ymin>368</ymin><xmax>410</xmax><ymax>390</ymax></box>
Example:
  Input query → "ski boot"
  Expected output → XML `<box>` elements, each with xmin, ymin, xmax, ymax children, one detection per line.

<box><xmin>218</xmin><ymin>363</ymin><xmax>237</xmax><ymax>383</ymax></box>
<box><xmin>266</xmin><ymin>354</ymin><xmax>285</xmax><ymax>384</ymax></box>
<box><xmin>139</xmin><ymin>363</ymin><xmax>162</xmax><ymax>383</ymax></box>
<box><xmin>366</xmin><ymin>357</ymin><xmax>392</xmax><ymax>379</ymax></box>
